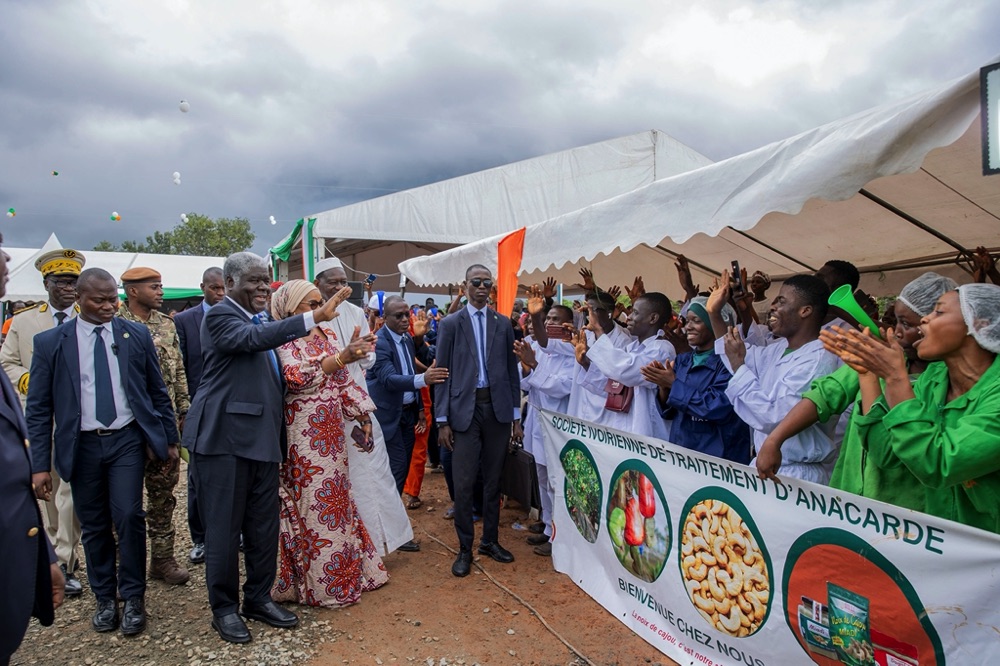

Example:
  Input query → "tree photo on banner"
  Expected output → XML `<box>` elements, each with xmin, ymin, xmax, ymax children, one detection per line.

<box><xmin>539</xmin><ymin>409</ymin><xmax>998</xmax><ymax>666</ymax></box>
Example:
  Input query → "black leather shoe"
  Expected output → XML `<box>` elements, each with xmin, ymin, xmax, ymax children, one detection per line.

<box><xmin>451</xmin><ymin>548</ymin><xmax>472</xmax><ymax>577</ymax></box>
<box><xmin>241</xmin><ymin>600</ymin><xmax>299</xmax><ymax>629</ymax></box>
<box><xmin>397</xmin><ymin>540</ymin><xmax>420</xmax><ymax>552</ymax></box>
<box><xmin>526</xmin><ymin>533</ymin><xmax>550</xmax><ymax>546</ymax></box>
<box><xmin>478</xmin><ymin>542</ymin><xmax>514</xmax><ymax>563</ymax></box>
<box><xmin>120</xmin><ymin>597</ymin><xmax>146</xmax><ymax>636</ymax></box>
<box><xmin>62</xmin><ymin>564</ymin><xmax>83</xmax><ymax>597</ymax></box>
<box><xmin>212</xmin><ymin>612</ymin><xmax>251</xmax><ymax>644</ymax></box>
<box><xmin>92</xmin><ymin>599</ymin><xmax>119</xmax><ymax>632</ymax></box>
<box><xmin>528</xmin><ymin>521</ymin><xmax>546</xmax><ymax>534</ymax></box>
<box><xmin>189</xmin><ymin>543</ymin><xmax>206</xmax><ymax>564</ymax></box>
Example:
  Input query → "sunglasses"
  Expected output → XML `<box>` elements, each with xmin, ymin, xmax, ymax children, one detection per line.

<box><xmin>305</xmin><ymin>300</ymin><xmax>324</xmax><ymax>310</ymax></box>
<box><xmin>469</xmin><ymin>278</ymin><xmax>494</xmax><ymax>288</ymax></box>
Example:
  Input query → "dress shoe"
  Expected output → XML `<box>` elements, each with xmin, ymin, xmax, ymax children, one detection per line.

<box><xmin>451</xmin><ymin>548</ymin><xmax>472</xmax><ymax>577</ymax></box>
<box><xmin>477</xmin><ymin>542</ymin><xmax>514</xmax><ymax>563</ymax></box>
<box><xmin>397</xmin><ymin>540</ymin><xmax>421</xmax><ymax>552</ymax></box>
<box><xmin>528</xmin><ymin>521</ymin><xmax>546</xmax><ymax>534</ymax></box>
<box><xmin>120</xmin><ymin>597</ymin><xmax>147</xmax><ymax>636</ymax></box>
<box><xmin>401</xmin><ymin>492</ymin><xmax>422</xmax><ymax>510</ymax></box>
<box><xmin>61</xmin><ymin>563</ymin><xmax>83</xmax><ymax>597</ymax></box>
<box><xmin>212</xmin><ymin>612</ymin><xmax>251</xmax><ymax>644</ymax></box>
<box><xmin>92</xmin><ymin>599</ymin><xmax>119</xmax><ymax>632</ymax></box>
<box><xmin>241</xmin><ymin>600</ymin><xmax>299</xmax><ymax>629</ymax></box>
<box><xmin>150</xmin><ymin>556</ymin><xmax>190</xmax><ymax>585</ymax></box>
<box><xmin>533</xmin><ymin>541</ymin><xmax>552</xmax><ymax>557</ymax></box>
<box><xmin>189</xmin><ymin>543</ymin><xmax>206</xmax><ymax>564</ymax></box>
<box><xmin>443</xmin><ymin>505</ymin><xmax>455</xmax><ymax>520</ymax></box>
<box><xmin>526</xmin><ymin>533</ymin><xmax>550</xmax><ymax>546</ymax></box>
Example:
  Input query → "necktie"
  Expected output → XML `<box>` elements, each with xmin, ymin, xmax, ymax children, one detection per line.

<box><xmin>475</xmin><ymin>311</ymin><xmax>488</xmax><ymax>387</ymax></box>
<box><xmin>55</xmin><ymin>312</ymin><xmax>67</xmax><ymax>325</ymax></box>
<box><xmin>93</xmin><ymin>327</ymin><xmax>117</xmax><ymax>426</ymax></box>
<box><xmin>401</xmin><ymin>336</ymin><xmax>415</xmax><ymax>375</ymax></box>
<box><xmin>251</xmin><ymin>314</ymin><xmax>281</xmax><ymax>380</ymax></box>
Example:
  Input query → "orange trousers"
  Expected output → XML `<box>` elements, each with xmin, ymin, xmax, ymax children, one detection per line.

<box><xmin>403</xmin><ymin>386</ymin><xmax>432</xmax><ymax>497</ymax></box>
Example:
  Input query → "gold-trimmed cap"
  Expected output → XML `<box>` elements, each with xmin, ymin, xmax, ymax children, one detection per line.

<box><xmin>34</xmin><ymin>249</ymin><xmax>86</xmax><ymax>277</ymax></box>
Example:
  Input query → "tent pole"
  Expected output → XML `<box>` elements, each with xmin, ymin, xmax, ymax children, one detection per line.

<box><xmin>858</xmin><ymin>189</ymin><xmax>973</xmax><ymax>260</ymax></box>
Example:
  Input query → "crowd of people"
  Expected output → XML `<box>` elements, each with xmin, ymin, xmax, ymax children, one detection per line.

<box><xmin>3</xmin><ymin>234</ymin><xmax>1000</xmax><ymax>662</ymax></box>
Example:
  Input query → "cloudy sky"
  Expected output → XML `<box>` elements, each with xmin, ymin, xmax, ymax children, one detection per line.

<box><xmin>1</xmin><ymin>0</ymin><xmax>997</xmax><ymax>255</ymax></box>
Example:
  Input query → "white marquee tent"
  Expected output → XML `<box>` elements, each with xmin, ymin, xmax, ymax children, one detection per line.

<box><xmin>273</xmin><ymin>131</ymin><xmax>714</xmax><ymax>284</ymax></box>
<box><xmin>4</xmin><ymin>234</ymin><xmax>224</xmax><ymax>302</ymax></box>
<box><xmin>399</xmin><ymin>57</ymin><xmax>1000</xmax><ymax>297</ymax></box>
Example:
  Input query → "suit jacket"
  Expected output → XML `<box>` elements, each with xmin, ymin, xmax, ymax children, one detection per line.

<box><xmin>0</xmin><ymin>369</ymin><xmax>55</xmax><ymax>659</ymax></box>
<box><xmin>25</xmin><ymin>318</ymin><xmax>179</xmax><ymax>481</ymax></box>
<box><xmin>369</xmin><ymin>327</ymin><xmax>425</xmax><ymax>444</ymax></box>
<box><xmin>434</xmin><ymin>307</ymin><xmax>519</xmax><ymax>432</ymax></box>
<box><xmin>0</xmin><ymin>302</ymin><xmax>80</xmax><ymax>402</ymax></box>
<box><xmin>174</xmin><ymin>303</ymin><xmax>206</xmax><ymax>399</ymax></box>
<box><xmin>182</xmin><ymin>297</ymin><xmax>308</xmax><ymax>463</ymax></box>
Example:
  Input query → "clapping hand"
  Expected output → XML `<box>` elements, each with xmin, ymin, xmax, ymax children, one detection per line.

<box><xmin>723</xmin><ymin>326</ymin><xmax>746</xmax><ymax>370</ymax></box>
<box><xmin>513</xmin><ymin>338</ymin><xmax>537</xmax><ymax>369</ymax></box>
<box><xmin>819</xmin><ymin>325</ymin><xmax>905</xmax><ymax>380</ymax></box>
<box><xmin>640</xmin><ymin>359</ymin><xmax>676</xmax><ymax>388</ymax></box>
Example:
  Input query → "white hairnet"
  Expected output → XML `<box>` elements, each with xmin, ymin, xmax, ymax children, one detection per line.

<box><xmin>897</xmin><ymin>272</ymin><xmax>958</xmax><ymax>317</ymax></box>
<box><xmin>958</xmin><ymin>283</ymin><xmax>1000</xmax><ymax>355</ymax></box>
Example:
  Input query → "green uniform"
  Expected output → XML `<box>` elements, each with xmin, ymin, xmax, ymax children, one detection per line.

<box><xmin>855</xmin><ymin>357</ymin><xmax>1000</xmax><ymax>534</ymax></box>
<box><xmin>118</xmin><ymin>304</ymin><xmax>189</xmax><ymax>559</ymax></box>
<box><xmin>810</xmin><ymin>365</ymin><xmax>926</xmax><ymax>512</ymax></box>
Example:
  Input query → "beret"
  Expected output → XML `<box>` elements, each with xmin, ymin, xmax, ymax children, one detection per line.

<box><xmin>120</xmin><ymin>267</ymin><xmax>162</xmax><ymax>283</ymax></box>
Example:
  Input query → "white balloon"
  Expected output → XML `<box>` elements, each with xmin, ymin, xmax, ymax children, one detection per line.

<box><xmin>269</xmin><ymin>215</ymin><xmax>277</xmax><ymax>225</ymax></box>
<box><xmin>180</xmin><ymin>214</ymin><xmax>188</xmax><ymax>222</ymax></box>
<box><xmin>172</xmin><ymin>172</ymin><xmax>180</xmax><ymax>179</ymax></box>
<box><xmin>179</xmin><ymin>100</ymin><xmax>190</xmax><ymax>113</ymax></box>
<box><xmin>173</xmin><ymin>178</ymin><xmax>181</xmax><ymax>185</ymax></box>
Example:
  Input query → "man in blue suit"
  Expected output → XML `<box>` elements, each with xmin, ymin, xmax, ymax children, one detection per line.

<box><xmin>26</xmin><ymin>268</ymin><xmax>179</xmax><ymax>637</ymax></box>
<box><xmin>173</xmin><ymin>266</ymin><xmax>224</xmax><ymax>564</ymax></box>
<box><xmin>182</xmin><ymin>253</ymin><xmax>346</xmax><ymax>644</ymax></box>
<box><xmin>369</xmin><ymin>296</ymin><xmax>447</xmax><ymax>494</ymax></box>
<box><xmin>0</xmin><ymin>238</ymin><xmax>64</xmax><ymax>666</ymax></box>
<box><xmin>435</xmin><ymin>265</ymin><xmax>522</xmax><ymax>577</ymax></box>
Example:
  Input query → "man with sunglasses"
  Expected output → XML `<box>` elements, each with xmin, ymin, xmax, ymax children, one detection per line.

<box><xmin>435</xmin><ymin>265</ymin><xmax>522</xmax><ymax>577</ymax></box>
<box><xmin>1</xmin><ymin>248</ymin><xmax>86</xmax><ymax>599</ymax></box>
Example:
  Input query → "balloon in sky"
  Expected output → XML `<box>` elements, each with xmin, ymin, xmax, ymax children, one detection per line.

<box><xmin>110</xmin><ymin>212</ymin><xmax>121</xmax><ymax>221</ymax></box>
<box><xmin>179</xmin><ymin>100</ymin><xmax>190</xmax><ymax>113</ymax></box>
<box><xmin>180</xmin><ymin>213</ymin><xmax>188</xmax><ymax>223</ymax></box>
<box><xmin>6</xmin><ymin>208</ymin><xmax>14</xmax><ymax>218</ymax></box>
<box><xmin>172</xmin><ymin>171</ymin><xmax>180</xmax><ymax>179</ymax></box>
<box><xmin>269</xmin><ymin>215</ymin><xmax>277</xmax><ymax>225</ymax></box>
<box><xmin>51</xmin><ymin>171</ymin><xmax>59</xmax><ymax>176</ymax></box>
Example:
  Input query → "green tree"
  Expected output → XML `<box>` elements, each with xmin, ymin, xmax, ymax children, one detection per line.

<box><xmin>93</xmin><ymin>213</ymin><xmax>255</xmax><ymax>256</ymax></box>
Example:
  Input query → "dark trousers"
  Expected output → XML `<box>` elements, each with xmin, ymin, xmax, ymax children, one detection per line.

<box><xmin>71</xmin><ymin>426</ymin><xmax>147</xmax><ymax>601</ymax></box>
<box><xmin>187</xmin><ymin>455</ymin><xmax>205</xmax><ymax>544</ymax></box>
<box><xmin>452</xmin><ymin>400</ymin><xmax>510</xmax><ymax>550</ymax></box>
<box><xmin>194</xmin><ymin>453</ymin><xmax>279</xmax><ymax>615</ymax></box>
<box><xmin>383</xmin><ymin>404</ymin><xmax>418</xmax><ymax>494</ymax></box>
<box><xmin>440</xmin><ymin>445</ymin><xmax>484</xmax><ymax>514</ymax></box>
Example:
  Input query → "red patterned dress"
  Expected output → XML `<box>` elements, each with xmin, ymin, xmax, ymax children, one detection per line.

<box><xmin>272</xmin><ymin>329</ymin><xmax>389</xmax><ymax>607</ymax></box>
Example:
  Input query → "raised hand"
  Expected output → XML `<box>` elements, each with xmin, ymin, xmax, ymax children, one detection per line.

<box><xmin>541</xmin><ymin>276</ymin><xmax>557</xmax><ymax>299</ymax></box>
<box><xmin>674</xmin><ymin>255</ymin><xmax>699</xmax><ymax>300</ymax></box>
<box><xmin>412</xmin><ymin>309</ymin><xmax>431</xmax><ymax>337</ymax></box>
<box><xmin>513</xmin><ymin>338</ymin><xmax>537</xmax><ymax>369</ymax></box>
<box><xmin>723</xmin><ymin>326</ymin><xmax>746</xmax><ymax>371</ymax></box>
<box><xmin>526</xmin><ymin>284</ymin><xmax>546</xmax><ymax>316</ymax></box>
<box><xmin>707</xmin><ymin>270</ymin><xmax>732</xmax><ymax>313</ymax></box>
<box><xmin>573</xmin><ymin>329</ymin><xmax>590</xmax><ymax>368</ymax></box>
<box><xmin>625</xmin><ymin>276</ymin><xmax>645</xmax><ymax>302</ymax></box>
<box><xmin>574</xmin><ymin>267</ymin><xmax>597</xmax><ymax>292</ymax></box>
<box><xmin>343</xmin><ymin>325</ymin><xmax>376</xmax><ymax>364</ymax></box>
<box><xmin>315</xmin><ymin>285</ymin><xmax>353</xmax><ymax>323</ymax></box>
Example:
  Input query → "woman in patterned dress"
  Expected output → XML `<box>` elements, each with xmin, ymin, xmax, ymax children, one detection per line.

<box><xmin>270</xmin><ymin>280</ymin><xmax>389</xmax><ymax>607</ymax></box>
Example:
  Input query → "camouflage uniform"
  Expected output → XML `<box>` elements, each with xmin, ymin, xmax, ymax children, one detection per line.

<box><xmin>118</xmin><ymin>303</ymin><xmax>190</xmax><ymax>559</ymax></box>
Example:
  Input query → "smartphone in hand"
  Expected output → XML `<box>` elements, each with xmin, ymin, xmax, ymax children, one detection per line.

<box><xmin>730</xmin><ymin>260</ymin><xmax>745</xmax><ymax>296</ymax></box>
<box><xmin>364</xmin><ymin>273</ymin><xmax>377</xmax><ymax>285</ymax></box>
<box><xmin>351</xmin><ymin>425</ymin><xmax>373</xmax><ymax>452</ymax></box>
<box><xmin>545</xmin><ymin>323</ymin><xmax>572</xmax><ymax>341</ymax></box>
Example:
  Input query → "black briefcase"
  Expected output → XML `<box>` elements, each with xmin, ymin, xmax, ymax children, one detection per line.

<box><xmin>500</xmin><ymin>446</ymin><xmax>540</xmax><ymax>511</ymax></box>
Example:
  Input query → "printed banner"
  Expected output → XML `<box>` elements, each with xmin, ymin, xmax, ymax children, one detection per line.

<box><xmin>539</xmin><ymin>409</ymin><xmax>1000</xmax><ymax>666</ymax></box>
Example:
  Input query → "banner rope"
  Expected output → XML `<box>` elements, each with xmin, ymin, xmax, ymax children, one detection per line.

<box><xmin>421</xmin><ymin>530</ymin><xmax>598</xmax><ymax>666</ymax></box>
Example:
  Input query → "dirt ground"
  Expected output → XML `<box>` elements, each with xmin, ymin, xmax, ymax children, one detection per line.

<box><xmin>14</xmin><ymin>463</ymin><xmax>676</xmax><ymax>666</ymax></box>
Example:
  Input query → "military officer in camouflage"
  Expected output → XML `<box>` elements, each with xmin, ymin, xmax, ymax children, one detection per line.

<box><xmin>0</xmin><ymin>248</ymin><xmax>86</xmax><ymax>598</ymax></box>
<box><xmin>118</xmin><ymin>267</ymin><xmax>191</xmax><ymax>586</ymax></box>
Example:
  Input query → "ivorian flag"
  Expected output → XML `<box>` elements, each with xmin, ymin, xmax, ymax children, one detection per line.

<box><xmin>496</xmin><ymin>227</ymin><xmax>526</xmax><ymax>319</ymax></box>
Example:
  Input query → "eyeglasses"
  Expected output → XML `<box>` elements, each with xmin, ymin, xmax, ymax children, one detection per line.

<box><xmin>469</xmin><ymin>278</ymin><xmax>494</xmax><ymax>288</ymax></box>
<box><xmin>47</xmin><ymin>278</ymin><xmax>78</xmax><ymax>289</ymax></box>
<box><xmin>306</xmin><ymin>300</ymin><xmax>323</xmax><ymax>310</ymax></box>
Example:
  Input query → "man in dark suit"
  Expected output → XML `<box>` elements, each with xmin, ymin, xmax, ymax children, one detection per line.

<box><xmin>0</xmin><ymin>238</ymin><xmax>65</xmax><ymax>666</ymax></box>
<box><xmin>26</xmin><ymin>268</ymin><xmax>179</xmax><ymax>637</ymax></box>
<box><xmin>369</xmin><ymin>296</ymin><xmax>446</xmax><ymax>494</ymax></box>
<box><xmin>435</xmin><ymin>264</ymin><xmax>523</xmax><ymax>577</ymax></box>
<box><xmin>182</xmin><ymin>252</ymin><xmax>347</xmax><ymax>644</ymax></box>
<box><xmin>173</xmin><ymin>266</ymin><xmax>224</xmax><ymax>565</ymax></box>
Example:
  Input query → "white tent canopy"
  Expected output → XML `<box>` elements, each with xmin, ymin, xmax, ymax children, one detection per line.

<box><xmin>400</xmin><ymin>57</ymin><xmax>1000</xmax><ymax>298</ymax></box>
<box><xmin>300</xmin><ymin>131</ymin><xmax>714</xmax><ymax>282</ymax></box>
<box><xmin>4</xmin><ymin>233</ymin><xmax>224</xmax><ymax>302</ymax></box>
